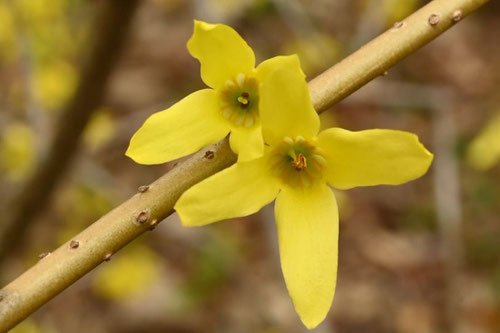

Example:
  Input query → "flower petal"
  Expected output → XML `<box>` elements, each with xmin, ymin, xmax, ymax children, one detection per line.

<box><xmin>260</xmin><ymin>69</ymin><xmax>319</xmax><ymax>144</ymax></box>
<box><xmin>187</xmin><ymin>20</ymin><xmax>255</xmax><ymax>89</ymax></box>
<box><xmin>255</xmin><ymin>54</ymin><xmax>305</xmax><ymax>83</ymax></box>
<box><xmin>229</xmin><ymin>125</ymin><xmax>264</xmax><ymax>162</ymax></box>
<box><xmin>317</xmin><ymin>128</ymin><xmax>434</xmax><ymax>189</ymax></box>
<box><xmin>275</xmin><ymin>184</ymin><xmax>339</xmax><ymax>329</ymax></box>
<box><xmin>175</xmin><ymin>157</ymin><xmax>280</xmax><ymax>226</ymax></box>
<box><xmin>126</xmin><ymin>89</ymin><xmax>229</xmax><ymax>165</ymax></box>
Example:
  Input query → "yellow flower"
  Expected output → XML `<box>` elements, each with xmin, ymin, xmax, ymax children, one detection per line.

<box><xmin>126</xmin><ymin>20</ymin><xmax>303</xmax><ymax>163</ymax></box>
<box><xmin>466</xmin><ymin>112</ymin><xmax>500</xmax><ymax>170</ymax></box>
<box><xmin>174</xmin><ymin>69</ymin><xmax>434</xmax><ymax>329</ymax></box>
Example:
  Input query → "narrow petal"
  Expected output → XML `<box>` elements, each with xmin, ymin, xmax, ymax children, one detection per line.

<box><xmin>187</xmin><ymin>20</ymin><xmax>255</xmax><ymax>89</ymax></box>
<box><xmin>126</xmin><ymin>89</ymin><xmax>228</xmax><ymax>165</ymax></box>
<box><xmin>255</xmin><ymin>54</ymin><xmax>305</xmax><ymax>83</ymax></box>
<box><xmin>175</xmin><ymin>157</ymin><xmax>280</xmax><ymax>226</ymax></box>
<box><xmin>229</xmin><ymin>125</ymin><xmax>264</xmax><ymax>162</ymax></box>
<box><xmin>275</xmin><ymin>185</ymin><xmax>339</xmax><ymax>329</ymax></box>
<box><xmin>260</xmin><ymin>69</ymin><xmax>319</xmax><ymax>144</ymax></box>
<box><xmin>317</xmin><ymin>128</ymin><xmax>434</xmax><ymax>189</ymax></box>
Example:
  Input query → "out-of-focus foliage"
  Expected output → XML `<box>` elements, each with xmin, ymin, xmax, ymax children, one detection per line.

<box><xmin>3</xmin><ymin>0</ymin><xmax>84</xmax><ymax>112</ymax></box>
<box><xmin>0</xmin><ymin>3</ymin><xmax>16</xmax><ymax>62</ymax></box>
<box><xmin>83</xmin><ymin>109</ymin><xmax>116</xmax><ymax>151</ymax></box>
<box><xmin>182</xmin><ymin>230</ymin><xmax>239</xmax><ymax>306</ymax></box>
<box><xmin>0</xmin><ymin>122</ymin><xmax>36</xmax><ymax>182</ymax></box>
<box><xmin>56</xmin><ymin>182</ymin><xmax>116</xmax><ymax>243</ymax></box>
<box><xmin>10</xmin><ymin>319</ymin><xmax>56</xmax><ymax>333</ymax></box>
<box><xmin>381</xmin><ymin>0</ymin><xmax>419</xmax><ymax>23</ymax></box>
<box><xmin>467</xmin><ymin>113</ymin><xmax>500</xmax><ymax>170</ymax></box>
<box><xmin>282</xmin><ymin>32</ymin><xmax>341</xmax><ymax>76</ymax></box>
<box><xmin>92</xmin><ymin>244</ymin><xmax>161</xmax><ymax>301</ymax></box>
<box><xmin>34</xmin><ymin>60</ymin><xmax>77</xmax><ymax>111</ymax></box>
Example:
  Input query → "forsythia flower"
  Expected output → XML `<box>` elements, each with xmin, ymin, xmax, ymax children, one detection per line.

<box><xmin>466</xmin><ymin>112</ymin><xmax>500</xmax><ymax>170</ymax></box>
<box><xmin>126</xmin><ymin>20</ymin><xmax>303</xmax><ymax>163</ymax></box>
<box><xmin>175</xmin><ymin>69</ymin><xmax>434</xmax><ymax>329</ymax></box>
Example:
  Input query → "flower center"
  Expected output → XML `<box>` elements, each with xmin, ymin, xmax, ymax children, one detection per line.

<box><xmin>269</xmin><ymin>136</ymin><xmax>326</xmax><ymax>188</ymax></box>
<box><xmin>219</xmin><ymin>73</ymin><xmax>259</xmax><ymax>128</ymax></box>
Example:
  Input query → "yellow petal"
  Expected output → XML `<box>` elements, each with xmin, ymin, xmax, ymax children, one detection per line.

<box><xmin>229</xmin><ymin>125</ymin><xmax>264</xmax><ymax>162</ymax></box>
<box><xmin>175</xmin><ymin>157</ymin><xmax>280</xmax><ymax>226</ymax></box>
<box><xmin>126</xmin><ymin>89</ymin><xmax>229</xmax><ymax>165</ymax></box>
<box><xmin>254</xmin><ymin>54</ymin><xmax>305</xmax><ymax>83</ymax></box>
<box><xmin>317</xmin><ymin>128</ymin><xmax>433</xmax><ymax>189</ymax></box>
<box><xmin>260</xmin><ymin>69</ymin><xmax>319</xmax><ymax>144</ymax></box>
<box><xmin>187</xmin><ymin>20</ymin><xmax>255</xmax><ymax>89</ymax></box>
<box><xmin>275</xmin><ymin>184</ymin><xmax>338</xmax><ymax>329</ymax></box>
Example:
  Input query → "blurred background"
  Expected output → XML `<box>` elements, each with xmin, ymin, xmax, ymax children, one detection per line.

<box><xmin>1</xmin><ymin>0</ymin><xmax>500</xmax><ymax>332</ymax></box>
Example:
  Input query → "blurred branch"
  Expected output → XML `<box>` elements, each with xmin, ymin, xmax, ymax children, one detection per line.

<box><xmin>431</xmin><ymin>100</ymin><xmax>464</xmax><ymax>332</ymax></box>
<box><xmin>0</xmin><ymin>0</ymin><xmax>490</xmax><ymax>330</ymax></box>
<box><xmin>0</xmin><ymin>0</ymin><xmax>140</xmax><ymax>261</ymax></box>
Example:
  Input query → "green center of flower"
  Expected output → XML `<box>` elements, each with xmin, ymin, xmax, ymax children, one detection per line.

<box><xmin>269</xmin><ymin>136</ymin><xmax>326</xmax><ymax>188</ymax></box>
<box><xmin>219</xmin><ymin>73</ymin><xmax>259</xmax><ymax>128</ymax></box>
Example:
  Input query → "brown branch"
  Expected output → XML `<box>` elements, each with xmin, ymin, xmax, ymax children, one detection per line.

<box><xmin>0</xmin><ymin>0</ymin><xmax>140</xmax><ymax>261</ymax></box>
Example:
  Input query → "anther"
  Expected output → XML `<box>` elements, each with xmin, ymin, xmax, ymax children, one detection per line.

<box><xmin>103</xmin><ymin>253</ymin><xmax>113</xmax><ymax>262</ymax></box>
<box><xmin>135</xmin><ymin>210</ymin><xmax>150</xmax><ymax>224</ymax></box>
<box><xmin>452</xmin><ymin>10</ymin><xmax>463</xmax><ymax>22</ymax></box>
<box><xmin>204</xmin><ymin>150</ymin><xmax>214</xmax><ymax>159</ymax></box>
<box><xmin>428</xmin><ymin>14</ymin><xmax>440</xmax><ymax>26</ymax></box>
<box><xmin>39</xmin><ymin>252</ymin><xmax>51</xmax><ymax>259</ymax></box>
<box><xmin>292</xmin><ymin>153</ymin><xmax>307</xmax><ymax>171</ymax></box>
<box><xmin>69</xmin><ymin>240</ymin><xmax>80</xmax><ymax>249</ymax></box>
<box><xmin>138</xmin><ymin>185</ymin><xmax>149</xmax><ymax>193</ymax></box>
<box><xmin>237</xmin><ymin>95</ymin><xmax>249</xmax><ymax>106</ymax></box>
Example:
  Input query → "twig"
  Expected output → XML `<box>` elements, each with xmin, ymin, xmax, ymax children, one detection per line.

<box><xmin>0</xmin><ymin>0</ymin><xmax>140</xmax><ymax>262</ymax></box>
<box><xmin>0</xmin><ymin>0</ymin><xmax>490</xmax><ymax>330</ymax></box>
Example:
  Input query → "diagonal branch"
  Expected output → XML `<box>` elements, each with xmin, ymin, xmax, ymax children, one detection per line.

<box><xmin>0</xmin><ymin>0</ymin><xmax>140</xmax><ymax>262</ymax></box>
<box><xmin>0</xmin><ymin>0</ymin><xmax>490</xmax><ymax>330</ymax></box>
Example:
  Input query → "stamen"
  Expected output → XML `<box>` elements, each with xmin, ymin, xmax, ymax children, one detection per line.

<box><xmin>284</xmin><ymin>137</ymin><xmax>294</xmax><ymax>145</ymax></box>
<box><xmin>219</xmin><ymin>74</ymin><xmax>258</xmax><ymax>128</ymax></box>
<box><xmin>235</xmin><ymin>114</ymin><xmax>245</xmax><ymax>126</ymax></box>
<box><xmin>291</xmin><ymin>153</ymin><xmax>307</xmax><ymax>171</ymax></box>
<box><xmin>312</xmin><ymin>154</ymin><xmax>326</xmax><ymax>166</ymax></box>
<box><xmin>244</xmin><ymin>116</ymin><xmax>254</xmax><ymax>128</ymax></box>
<box><xmin>236</xmin><ymin>73</ymin><xmax>245</xmax><ymax>86</ymax></box>
<box><xmin>223</xmin><ymin>108</ymin><xmax>232</xmax><ymax>119</ymax></box>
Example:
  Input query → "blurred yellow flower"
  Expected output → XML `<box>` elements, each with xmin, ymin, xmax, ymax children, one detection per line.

<box><xmin>126</xmin><ymin>20</ymin><xmax>303</xmax><ymax>163</ymax></box>
<box><xmin>35</xmin><ymin>61</ymin><xmax>77</xmax><ymax>110</ymax></box>
<box><xmin>382</xmin><ymin>0</ymin><xmax>419</xmax><ymax>24</ymax></box>
<box><xmin>175</xmin><ymin>69</ymin><xmax>433</xmax><ymax>329</ymax></box>
<box><xmin>467</xmin><ymin>113</ymin><xmax>500</xmax><ymax>170</ymax></box>
<box><xmin>83</xmin><ymin>109</ymin><xmax>116</xmax><ymax>151</ymax></box>
<box><xmin>92</xmin><ymin>245</ymin><xmax>161</xmax><ymax>301</ymax></box>
<box><xmin>282</xmin><ymin>32</ymin><xmax>342</xmax><ymax>76</ymax></box>
<box><xmin>0</xmin><ymin>3</ymin><xmax>16</xmax><ymax>62</ymax></box>
<box><xmin>0</xmin><ymin>123</ymin><xmax>36</xmax><ymax>182</ymax></box>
